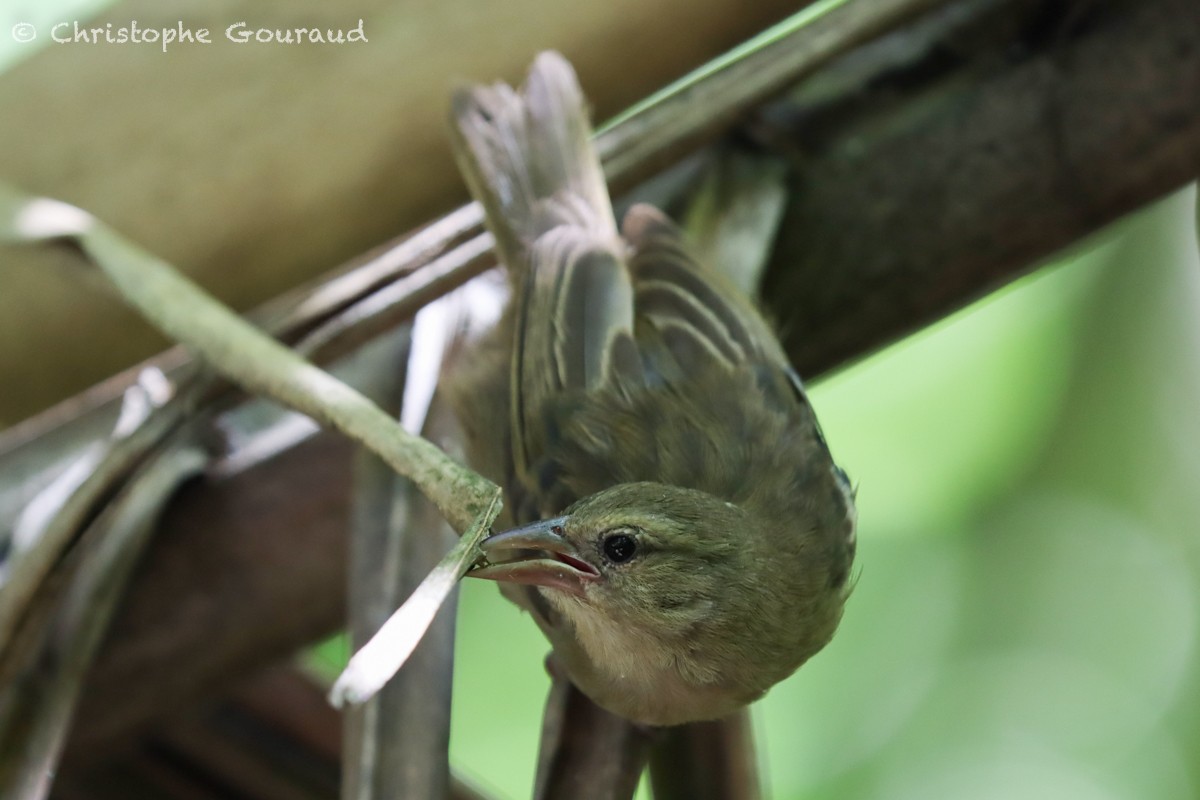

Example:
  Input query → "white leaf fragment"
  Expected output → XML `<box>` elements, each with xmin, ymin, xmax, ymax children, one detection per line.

<box><xmin>328</xmin><ymin>493</ymin><xmax>498</xmax><ymax>707</ymax></box>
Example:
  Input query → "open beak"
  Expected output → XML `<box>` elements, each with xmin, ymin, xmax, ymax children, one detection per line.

<box><xmin>468</xmin><ymin>516</ymin><xmax>600</xmax><ymax>597</ymax></box>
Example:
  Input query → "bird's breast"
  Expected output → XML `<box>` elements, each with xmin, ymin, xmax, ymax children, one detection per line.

<box><xmin>546</xmin><ymin>592</ymin><xmax>755</xmax><ymax>726</ymax></box>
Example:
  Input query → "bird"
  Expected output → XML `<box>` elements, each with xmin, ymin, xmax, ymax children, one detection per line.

<box><xmin>447</xmin><ymin>51</ymin><xmax>856</xmax><ymax>727</ymax></box>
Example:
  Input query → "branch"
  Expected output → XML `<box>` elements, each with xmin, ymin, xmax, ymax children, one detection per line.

<box><xmin>758</xmin><ymin>0</ymin><xmax>1200</xmax><ymax>375</ymax></box>
<box><xmin>648</xmin><ymin>711</ymin><xmax>760</xmax><ymax>800</ymax></box>
<box><xmin>532</xmin><ymin>679</ymin><xmax>657</xmax><ymax>800</ymax></box>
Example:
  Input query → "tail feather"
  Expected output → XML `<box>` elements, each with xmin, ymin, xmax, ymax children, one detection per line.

<box><xmin>449</xmin><ymin>51</ymin><xmax>616</xmax><ymax>273</ymax></box>
<box><xmin>522</xmin><ymin>53</ymin><xmax>614</xmax><ymax>232</ymax></box>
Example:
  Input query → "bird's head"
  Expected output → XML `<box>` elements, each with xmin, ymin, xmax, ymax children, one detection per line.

<box><xmin>468</xmin><ymin>480</ymin><xmax>855</xmax><ymax>723</ymax></box>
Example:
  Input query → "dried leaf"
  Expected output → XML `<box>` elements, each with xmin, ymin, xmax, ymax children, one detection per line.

<box><xmin>329</xmin><ymin>488</ymin><xmax>499</xmax><ymax>707</ymax></box>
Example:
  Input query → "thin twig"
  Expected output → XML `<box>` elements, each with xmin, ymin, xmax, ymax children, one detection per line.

<box><xmin>296</xmin><ymin>234</ymin><xmax>496</xmax><ymax>363</ymax></box>
<box><xmin>2</xmin><ymin>190</ymin><xmax>498</xmax><ymax>532</ymax></box>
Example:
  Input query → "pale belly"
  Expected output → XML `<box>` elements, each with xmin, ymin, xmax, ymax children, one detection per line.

<box><xmin>545</xmin><ymin>595</ymin><xmax>761</xmax><ymax>726</ymax></box>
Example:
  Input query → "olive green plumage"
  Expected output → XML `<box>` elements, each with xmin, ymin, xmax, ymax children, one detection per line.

<box><xmin>448</xmin><ymin>52</ymin><xmax>856</xmax><ymax>726</ymax></box>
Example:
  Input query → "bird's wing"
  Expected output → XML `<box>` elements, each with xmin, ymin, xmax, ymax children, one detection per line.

<box><xmin>622</xmin><ymin>203</ymin><xmax>808</xmax><ymax>403</ymax></box>
<box><xmin>511</xmin><ymin>228</ymin><xmax>643</xmax><ymax>503</ymax></box>
<box><xmin>450</xmin><ymin>52</ymin><xmax>641</xmax><ymax>513</ymax></box>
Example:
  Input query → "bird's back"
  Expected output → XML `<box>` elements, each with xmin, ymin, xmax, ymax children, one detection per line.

<box><xmin>449</xmin><ymin>53</ymin><xmax>842</xmax><ymax>529</ymax></box>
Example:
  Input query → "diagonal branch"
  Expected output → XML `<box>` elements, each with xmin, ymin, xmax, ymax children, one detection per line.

<box><xmin>2</xmin><ymin>189</ymin><xmax>499</xmax><ymax>530</ymax></box>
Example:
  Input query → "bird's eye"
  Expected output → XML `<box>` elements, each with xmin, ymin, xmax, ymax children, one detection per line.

<box><xmin>601</xmin><ymin>532</ymin><xmax>638</xmax><ymax>564</ymax></box>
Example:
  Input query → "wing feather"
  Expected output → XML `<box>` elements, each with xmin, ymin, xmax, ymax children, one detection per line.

<box><xmin>624</xmin><ymin>204</ymin><xmax>795</xmax><ymax>381</ymax></box>
<box><xmin>449</xmin><ymin>52</ymin><xmax>634</xmax><ymax>489</ymax></box>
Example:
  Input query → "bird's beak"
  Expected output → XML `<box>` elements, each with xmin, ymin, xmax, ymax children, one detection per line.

<box><xmin>468</xmin><ymin>516</ymin><xmax>600</xmax><ymax>597</ymax></box>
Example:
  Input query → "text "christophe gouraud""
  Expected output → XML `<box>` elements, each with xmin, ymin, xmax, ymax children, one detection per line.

<box><xmin>43</xmin><ymin>20</ymin><xmax>368</xmax><ymax>52</ymax></box>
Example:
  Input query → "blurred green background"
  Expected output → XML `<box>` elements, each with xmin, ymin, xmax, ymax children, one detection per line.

<box><xmin>387</xmin><ymin>188</ymin><xmax>1197</xmax><ymax>798</ymax></box>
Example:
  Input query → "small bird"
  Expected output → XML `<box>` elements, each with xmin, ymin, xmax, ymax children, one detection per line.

<box><xmin>448</xmin><ymin>52</ymin><xmax>856</xmax><ymax>727</ymax></box>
